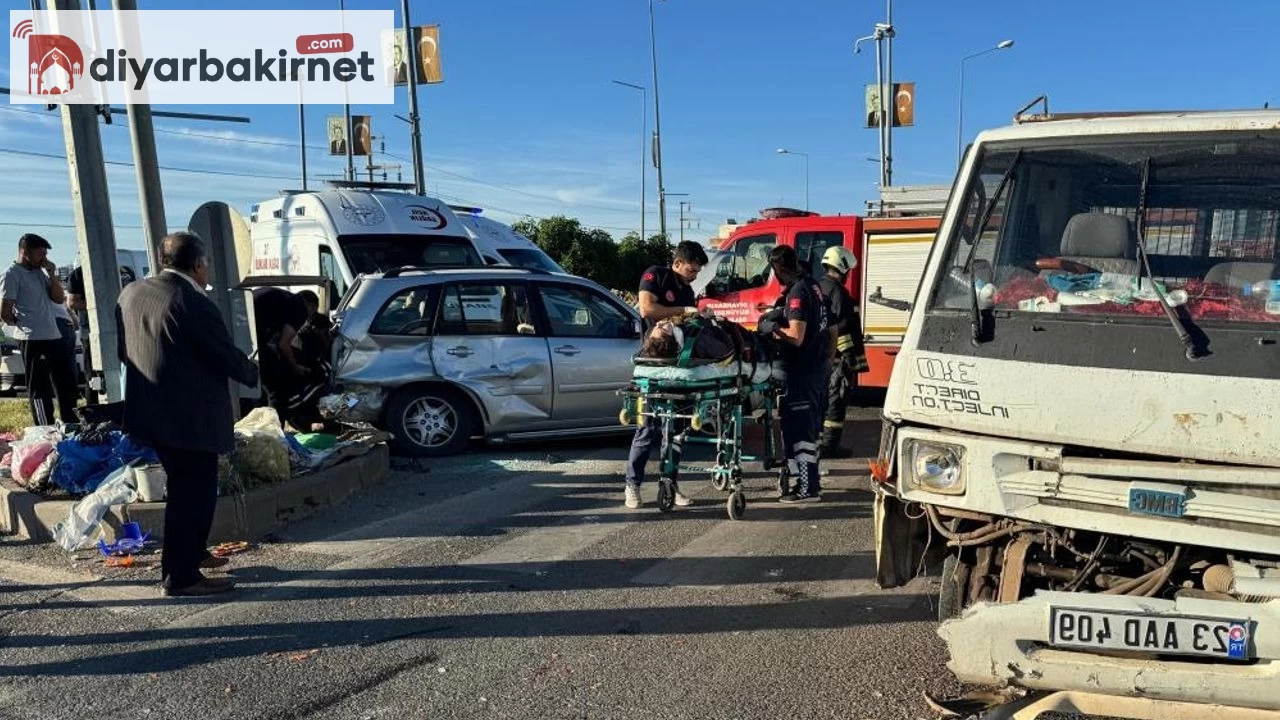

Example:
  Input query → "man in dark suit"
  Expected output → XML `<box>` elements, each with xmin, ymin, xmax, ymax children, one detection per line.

<box><xmin>116</xmin><ymin>232</ymin><xmax>259</xmax><ymax>597</ymax></box>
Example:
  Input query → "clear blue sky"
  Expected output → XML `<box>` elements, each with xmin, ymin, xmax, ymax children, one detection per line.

<box><xmin>2</xmin><ymin>0</ymin><xmax>1277</xmax><ymax>265</ymax></box>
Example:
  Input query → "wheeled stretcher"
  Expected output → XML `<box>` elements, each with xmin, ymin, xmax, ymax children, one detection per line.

<box><xmin>618</xmin><ymin>357</ymin><xmax>786</xmax><ymax>520</ymax></box>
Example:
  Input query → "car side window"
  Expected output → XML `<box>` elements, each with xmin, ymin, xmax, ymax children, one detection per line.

<box><xmin>539</xmin><ymin>285</ymin><xmax>632</xmax><ymax>338</ymax></box>
<box><xmin>437</xmin><ymin>283</ymin><xmax>536</xmax><ymax>336</ymax></box>
<box><xmin>369</xmin><ymin>285</ymin><xmax>437</xmax><ymax>336</ymax></box>
<box><xmin>794</xmin><ymin>231</ymin><xmax>845</xmax><ymax>279</ymax></box>
<box><xmin>728</xmin><ymin>233</ymin><xmax>777</xmax><ymax>292</ymax></box>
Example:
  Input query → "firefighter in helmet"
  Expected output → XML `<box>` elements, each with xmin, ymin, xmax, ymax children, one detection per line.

<box><xmin>817</xmin><ymin>246</ymin><xmax>869</xmax><ymax>458</ymax></box>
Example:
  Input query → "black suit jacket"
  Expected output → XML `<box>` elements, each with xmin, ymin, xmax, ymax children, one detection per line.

<box><xmin>116</xmin><ymin>272</ymin><xmax>259</xmax><ymax>454</ymax></box>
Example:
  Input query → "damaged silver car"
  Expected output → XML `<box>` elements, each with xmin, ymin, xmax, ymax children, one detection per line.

<box><xmin>330</xmin><ymin>267</ymin><xmax>641</xmax><ymax>456</ymax></box>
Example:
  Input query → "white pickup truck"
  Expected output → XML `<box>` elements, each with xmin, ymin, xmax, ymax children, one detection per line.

<box><xmin>874</xmin><ymin>108</ymin><xmax>1280</xmax><ymax>718</ymax></box>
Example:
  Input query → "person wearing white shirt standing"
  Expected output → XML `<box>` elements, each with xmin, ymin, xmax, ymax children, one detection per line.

<box><xmin>0</xmin><ymin>234</ymin><xmax>77</xmax><ymax>425</ymax></box>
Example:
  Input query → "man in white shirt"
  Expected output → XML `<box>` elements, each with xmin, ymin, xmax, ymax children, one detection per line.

<box><xmin>0</xmin><ymin>234</ymin><xmax>77</xmax><ymax>425</ymax></box>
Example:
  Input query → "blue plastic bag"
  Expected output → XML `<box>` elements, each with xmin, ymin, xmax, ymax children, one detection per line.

<box><xmin>51</xmin><ymin>439</ymin><xmax>115</xmax><ymax>494</ymax></box>
<box><xmin>51</xmin><ymin>432</ymin><xmax>159</xmax><ymax>495</ymax></box>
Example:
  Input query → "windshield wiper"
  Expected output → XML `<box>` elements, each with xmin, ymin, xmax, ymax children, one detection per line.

<box><xmin>963</xmin><ymin>150</ymin><xmax>1021</xmax><ymax>345</ymax></box>
<box><xmin>1133</xmin><ymin>158</ymin><xmax>1204</xmax><ymax>361</ymax></box>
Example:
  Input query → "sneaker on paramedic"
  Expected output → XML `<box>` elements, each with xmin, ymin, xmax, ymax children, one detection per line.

<box><xmin>779</xmin><ymin>493</ymin><xmax>821</xmax><ymax>505</ymax></box>
<box><xmin>674</xmin><ymin>491</ymin><xmax>693</xmax><ymax>507</ymax></box>
<box><xmin>624</xmin><ymin>485</ymin><xmax>642</xmax><ymax>509</ymax></box>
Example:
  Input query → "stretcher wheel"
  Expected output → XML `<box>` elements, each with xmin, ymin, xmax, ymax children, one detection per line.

<box><xmin>712</xmin><ymin>472</ymin><xmax>729</xmax><ymax>492</ymax></box>
<box><xmin>690</xmin><ymin>413</ymin><xmax>703</xmax><ymax>432</ymax></box>
<box><xmin>727</xmin><ymin>490</ymin><xmax>746</xmax><ymax>520</ymax></box>
<box><xmin>619</xmin><ymin>408</ymin><xmax>633</xmax><ymax>426</ymax></box>
<box><xmin>656</xmin><ymin>480</ymin><xmax>675</xmax><ymax>513</ymax></box>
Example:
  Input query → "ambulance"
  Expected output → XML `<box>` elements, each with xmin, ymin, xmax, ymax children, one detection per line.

<box><xmin>246</xmin><ymin>187</ymin><xmax>484</xmax><ymax>307</ymax></box>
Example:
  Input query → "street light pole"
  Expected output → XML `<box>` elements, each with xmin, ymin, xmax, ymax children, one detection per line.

<box><xmin>957</xmin><ymin>40</ymin><xmax>1014</xmax><ymax>164</ymax></box>
<box><xmin>776</xmin><ymin>149</ymin><xmax>810</xmax><ymax>212</ymax></box>
<box><xmin>648</xmin><ymin>0</ymin><xmax>668</xmax><ymax>240</ymax></box>
<box><xmin>612</xmin><ymin>80</ymin><xmax>647</xmax><ymax>241</ymax></box>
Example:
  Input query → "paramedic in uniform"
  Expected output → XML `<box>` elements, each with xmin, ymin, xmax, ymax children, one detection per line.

<box><xmin>623</xmin><ymin>240</ymin><xmax>709</xmax><ymax>509</ymax></box>
<box><xmin>759</xmin><ymin>245</ymin><xmax>829</xmax><ymax>503</ymax></box>
<box><xmin>816</xmin><ymin>246</ymin><xmax>868</xmax><ymax>458</ymax></box>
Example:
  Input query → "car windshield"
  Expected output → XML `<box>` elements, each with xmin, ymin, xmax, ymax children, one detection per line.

<box><xmin>338</xmin><ymin>234</ymin><xmax>482</xmax><ymax>274</ymax></box>
<box><xmin>498</xmin><ymin>248</ymin><xmax>564</xmax><ymax>273</ymax></box>
<box><xmin>932</xmin><ymin>133</ymin><xmax>1280</xmax><ymax>325</ymax></box>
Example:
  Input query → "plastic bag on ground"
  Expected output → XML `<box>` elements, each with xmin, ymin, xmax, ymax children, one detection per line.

<box><xmin>52</xmin><ymin>466</ymin><xmax>138</xmax><ymax>552</ymax></box>
<box><xmin>229</xmin><ymin>407</ymin><xmax>291</xmax><ymax>486</ymax></box>
<box><xmin>11</xmin><ymin>426</ymin><xmax>61</xmax><ymax>489</ymax></box>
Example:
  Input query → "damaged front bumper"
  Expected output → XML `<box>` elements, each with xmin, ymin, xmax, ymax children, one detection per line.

<box><xmin>941</xmin><ymin>591</ymin><xmax>1280</xmax><ymax>711</ymax></box>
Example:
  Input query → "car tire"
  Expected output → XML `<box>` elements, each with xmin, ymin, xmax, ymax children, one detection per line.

<box><xmin>385</xmin><ymin>385</ymin><xmax>475</xmax><ymax>457</ymax></box>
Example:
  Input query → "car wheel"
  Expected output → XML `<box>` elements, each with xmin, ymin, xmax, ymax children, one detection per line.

<box><xmin>386</xmin><ymin>386</ymin><xmax>475</xmax><ymax>457</ymax></box>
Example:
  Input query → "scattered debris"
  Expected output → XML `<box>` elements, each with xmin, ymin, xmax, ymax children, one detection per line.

<box><xmin>211</xmin><ymin>541</ymin><xmax>251</xmax><ymax>558</ymax></box>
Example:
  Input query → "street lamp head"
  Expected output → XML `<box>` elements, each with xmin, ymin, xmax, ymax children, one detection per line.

<box><xmin>997</xmin><ymin>40</ymin><xmax>1014</xmax><ymax>49</ymax></box>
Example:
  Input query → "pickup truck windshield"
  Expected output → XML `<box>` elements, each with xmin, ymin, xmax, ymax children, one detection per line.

<box><xmin>932</xmin><ymin>134</ymin><xmax>1280</xmax><ymax>325</ymax></box>
<box><xmin>339</xmin><ymin>234</ymin><xmax>482</xmax><ymax>274</ymax></box>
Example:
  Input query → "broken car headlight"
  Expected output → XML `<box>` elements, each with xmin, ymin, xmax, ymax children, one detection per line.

<box><xmin>907</xmin><ymin>441</ymin><xmax>965</xmax><ymax>495</ymax></box>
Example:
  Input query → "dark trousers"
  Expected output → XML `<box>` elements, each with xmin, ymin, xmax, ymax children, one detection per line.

<box><xmin>20</xmin><ymin>337</ymin><xmax>78</xmax><ymax>426</ymax></box>
<box><xmin>155</xmin><ymin>445</ymin><xmax>219</xmax><ymax>590</ymax></box>
<box><xmin>56</xmin><ymin>318</ymin><xmax>80</xmax><ymax>403</ymax></box>
<box><xmin>625</xmin><ymin>412</ymin><xmax>687</xmax><ymax>488</ymax></box>
<box><xmin>782</xmin><ymin>363</ymin><xmax>827</xmax><ymax>496</ymax></box>
<box><xmin>821</xmin><ymin>361</ymin><xmax>853</xmax><ymax>450</ymax></box>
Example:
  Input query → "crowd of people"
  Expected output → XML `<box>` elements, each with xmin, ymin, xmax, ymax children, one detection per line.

<box><xmin>0</xmin><ymin>230</ymin><xmax>869</xmax><ymax>594</ymax></box>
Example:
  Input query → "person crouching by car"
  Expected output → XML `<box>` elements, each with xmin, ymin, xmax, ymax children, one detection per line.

<box><xmin>757</xmin><ymin>245</ymin><xmax>829</xmax><ymax>504</ymax></box>
<box><xmin>624</xmin><ymin>240</ymin><xmax>709</xmax><ymax>510</ymax></box>
<box><xmin>277</xmin><ymin>290</ymin><xmax>333</xmax><ymax>431</ymax></box>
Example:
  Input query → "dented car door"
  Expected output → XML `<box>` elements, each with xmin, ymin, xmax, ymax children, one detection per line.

<box><xmin>430</xmin><ymin>282</ymin><xmax>553</xmax><ymax>431</ymax></box>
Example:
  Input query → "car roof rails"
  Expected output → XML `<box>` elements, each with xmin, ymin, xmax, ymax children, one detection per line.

<box><xmin>381</xmin><ymin>265</ymin><xmax>550</xmax><ymax>279</ymax></box>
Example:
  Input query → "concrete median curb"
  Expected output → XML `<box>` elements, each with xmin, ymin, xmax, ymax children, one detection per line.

<box><xmin>0</xmin><ymin>443</ymin><xmax>390</xmax><ymax>544</ymax></box>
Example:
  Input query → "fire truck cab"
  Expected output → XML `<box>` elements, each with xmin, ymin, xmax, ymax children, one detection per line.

<box><xmin>698</xmin><ymin>208</ymin><xmax>859</xmax><ymax>334</ymax></box>
<box><xmin>699</xmin><ymin>191</ymin><xmax>945</xmax><ymax>389</ymax></box>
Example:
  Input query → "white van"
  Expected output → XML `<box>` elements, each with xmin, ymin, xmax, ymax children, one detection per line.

<box><xmin>450</xmin><ymin>206</ymin><xmax>565</xmax><ymax>272</ymax></box>
<box><xmin>247</xmin><ymin>188</ymin><xmax>484</xmax><ymax>307</ymax></box>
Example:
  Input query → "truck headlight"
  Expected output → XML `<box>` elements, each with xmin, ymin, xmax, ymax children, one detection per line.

<box><xmin>907</xmin><ymin>441</ymin><xmax>965</xmax><ymax>495</ymax></box>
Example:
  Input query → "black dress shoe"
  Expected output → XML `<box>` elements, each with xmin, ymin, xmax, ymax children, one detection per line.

<box><xmin>200</xmin><ymin>554</ymin><xmax>230</xmax><ymax>570</ymax></box>
<box><xmin>163</xmin><ymin>577</ymin><xmax>235</xmax><ymax>597</ymax></box>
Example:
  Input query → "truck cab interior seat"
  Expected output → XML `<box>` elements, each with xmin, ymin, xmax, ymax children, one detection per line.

<box><xmin>1052</xmin><ymin>212</ymin><xmax>1141</xmax><ymax>275</ymax></box>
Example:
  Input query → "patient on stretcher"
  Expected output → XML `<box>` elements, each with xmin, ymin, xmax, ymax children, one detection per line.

<box><xmin>637</xmin><ymin>314</ymin><xmax>775</xmax><ymax>366</ymax></box>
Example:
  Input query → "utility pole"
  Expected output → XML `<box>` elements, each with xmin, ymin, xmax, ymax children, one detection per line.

<box><xmin>648</xmin><ymin>0</ymin><xmax>667</xmax><ymax>239</ymax></box>
<box><xmin>51</xmin><ymin>0</ymin><xmax>123</xmax><ymax>403</ymax></box>
<box><xmin>884</xmin><ymin>0</ymin><xmax>893</xmax><ymax>189</ymax></box>
<box><xmin>679</xmin><ymin>201</ymin><xmax>691</xmax><ymax>243</ymax></box>
<box><xmin>339</xmin><ymin>0</ymin><xmax>355</xmax><ymax>182</ymax></box>
<box><xmin>401</xmin><ymin>0</ymin><xmax>426</xmax><ymax>194</ymax></box>
<box><xmin>113</xmin><ymin>0</ymin><xmax>166</xmax><ymax>276</ymax></box>
<box><xmin>298</xmin><ymin>79</ymin><xmax>308</xmax><ymax>190</ymax></box>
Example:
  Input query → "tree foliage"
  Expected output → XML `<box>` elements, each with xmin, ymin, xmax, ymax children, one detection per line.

<box><xmin>512</xmin><ymin>215</ymin><xmax>675</xmax><ymax>291</ymax></box>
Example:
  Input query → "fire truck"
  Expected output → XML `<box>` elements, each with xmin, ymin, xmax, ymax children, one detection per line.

<box><xmin>698</xmin><ymin>184</ymin><xmax>948</xmax><ymax>388</ymax></box>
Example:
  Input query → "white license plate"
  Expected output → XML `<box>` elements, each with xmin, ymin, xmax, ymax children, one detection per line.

<box><xmin>1049</xmin><ymin>607</ymin><xmax>1252</xmax><ymax>660</ymax></box>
